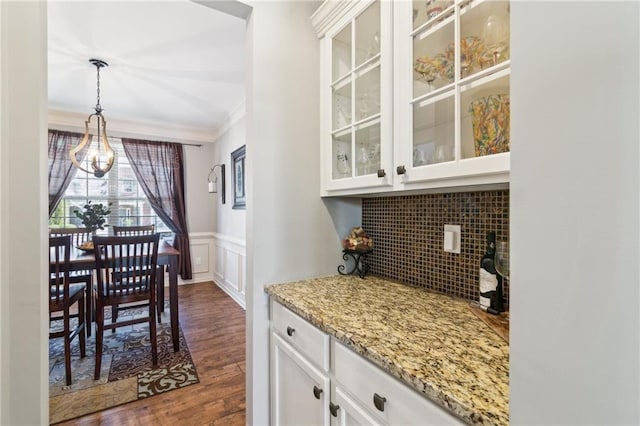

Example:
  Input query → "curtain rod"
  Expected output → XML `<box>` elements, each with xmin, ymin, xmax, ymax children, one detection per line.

<box><xmin>122</xmin><ymin>138</ymin><xmax>202</xmax><ymax>147</ymax></box>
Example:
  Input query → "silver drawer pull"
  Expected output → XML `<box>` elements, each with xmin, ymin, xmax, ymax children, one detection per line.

<box><xmin>373</xmin><ymin>393</ymin><xmax>387</xmax><ymax>412</ymax></box>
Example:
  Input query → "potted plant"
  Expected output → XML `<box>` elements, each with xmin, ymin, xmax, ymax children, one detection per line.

<box><xmin>74</xmin><ymin>201</ymin><xmax>112</xmax><ymax>235</ymax></box>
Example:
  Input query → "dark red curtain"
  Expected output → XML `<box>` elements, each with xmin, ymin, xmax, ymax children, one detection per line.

<box><xmin>48</xmin><ymin>130</ymin><xmax>87</xmax><ymax>216</ymax></box>
<box><xmin>121</xmin><ymin>138</ymin><xmax>192</xmax><ymax>279</ymax></box>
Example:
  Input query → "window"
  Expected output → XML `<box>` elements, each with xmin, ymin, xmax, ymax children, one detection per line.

<box><xmin>49</xmin><ymin>138</ymin><xmax>171</xmax><ymax>236</ymax></box>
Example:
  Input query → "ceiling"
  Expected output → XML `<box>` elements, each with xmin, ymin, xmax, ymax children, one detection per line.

<box><xmin>48</xmin><ymin>1</ymin><xmax>246</xmax><ymax>140</ymax></box>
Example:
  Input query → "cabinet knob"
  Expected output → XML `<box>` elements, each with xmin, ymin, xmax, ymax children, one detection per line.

<box><xmin>286</xmin><ymin>326</ymin><xmax>295</xmax><ymax>337</ymax></box>
<box><xmin>396</xmin><ymin>165</ymin><xmax>406</xmax><ymax>175</ymax></box>
<box><xmin>373</xmin><ymin>393</ymin><xmax>387</xmax><ymax>412</ymax></box>
<box><xmin>313</xmin><ymin>385</ymin><xmax>323</xmax><ymax>400</ymax></box>
<box><xmin>377</xmin><ymin>169</ymin><xmax>386</xmax><ymax>178</ymax></box>
<box><xmin>329</xmin><ymin>402</ymin><xmax>340</xmax><ymax>417</ymax></box>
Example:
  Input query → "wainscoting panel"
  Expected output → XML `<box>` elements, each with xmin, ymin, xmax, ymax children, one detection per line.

<box><xmin>191</xmin><ymin>241</ymin><xmax>210</xmax><ymax>275</ymax></box>
<box><xmin>213</xmin><ymin>233</ymin><xmax>246</xmax><ymax>309</ymax></box>
<box><xmin>177</xmin><ymin>232</ymin><xmax>246</xmax><ymax>309</ymax></box>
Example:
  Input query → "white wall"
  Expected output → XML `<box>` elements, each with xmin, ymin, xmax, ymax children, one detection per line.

<box><xmin>0</xmin><ymin>1</ymin><xmax>49</xmax><ymax>424</ymax></box>
<box><xmin>208</xmin><ymin>108</ymin><xmax>247</xmax><ymax>306</ymax></box>
<box><xmin>244</xmin><ymin>1</ymin><xmax>361</xmax><ymax>424</ymax></box>
<box><xmin>184</xmin><ymin>141</ymin><xmax>217</xmax><ymax>232</ymax></box>
<box><xmin>510</xmin><ymin>1</ymin><xmax>639</xmax><ymax>424</ymax></box>
<box><xmin>211</xmin><ymin>111</ymin><xmax>246</xmax><ymax>240</ymax></box>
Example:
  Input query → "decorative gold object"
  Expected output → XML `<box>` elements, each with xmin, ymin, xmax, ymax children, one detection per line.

<box><xmin>469</xmin><ymin>94</ymin><xmax>510</xmax><ymax>157</ymax></box>
<box><xmin>460</xmin><ymin>36</ymin><xmax>485</xmax><ymax>78</ymax></box>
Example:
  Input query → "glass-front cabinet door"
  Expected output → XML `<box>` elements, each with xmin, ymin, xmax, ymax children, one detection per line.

<box><xmin>321</xmin><ymin>0</ymin><xmax>393</xmax><ymax>194</ymax></box>
<box><xmin>395</xmin><ymin>0</ymin><xmax>510</xmax><ymax>187</ymax></box>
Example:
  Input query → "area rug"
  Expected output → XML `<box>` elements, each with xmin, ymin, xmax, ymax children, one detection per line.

<box><xmin>49</xmin><ymin>305</ymin><xmax>199</xmax><ymax>424</ymax></box>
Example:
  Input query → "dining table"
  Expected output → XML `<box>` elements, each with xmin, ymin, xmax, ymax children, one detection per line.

<box><xmin>66</xmin><ymin>240</ymin><xmax>182</xmax><ymax>352</ymax></box>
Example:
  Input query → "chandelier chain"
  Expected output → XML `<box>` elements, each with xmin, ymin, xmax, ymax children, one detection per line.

<box><xmin>95</xmin><ymin>65</ymin><xmax>102</xmax><ymax>113</ymax></box>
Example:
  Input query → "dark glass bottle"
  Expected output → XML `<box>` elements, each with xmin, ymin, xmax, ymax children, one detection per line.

<box><xmin>479</xmin><ymin>231</ymin><xmax>504</xmax><ymax>314</ymax></box>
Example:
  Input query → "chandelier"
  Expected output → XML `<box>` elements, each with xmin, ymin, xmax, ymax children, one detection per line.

<box><xmin>70</xmin><ymin>58</ymin><xmax>115</xmax><ymax>178</ymax></box>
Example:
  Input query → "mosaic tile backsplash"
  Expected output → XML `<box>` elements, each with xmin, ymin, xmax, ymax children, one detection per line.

<box><xmin>362</xmin><ymin>190</ymin><xmax>510</xmax><ymax>306</ymax></box>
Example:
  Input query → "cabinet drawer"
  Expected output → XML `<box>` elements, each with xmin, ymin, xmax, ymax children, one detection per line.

<box><xmin>332</xmin><ymin>339</ymin><xmax>464</xmax><ymax>425</ymax></box>
<box><xmin>271</xmin><ymin>300</ymin><xmax>329</xmax><ymax>371</ymax></box>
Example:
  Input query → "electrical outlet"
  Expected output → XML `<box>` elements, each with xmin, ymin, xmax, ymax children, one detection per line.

<box><xmin>443</xmin><ymin>224</ymin><xmax>461</xmax><ymax>254</ymax></box>
<box><xmin>195</xmin><ymin>257</ymin><xmax>202</xmax><ymax>266</ymax></box>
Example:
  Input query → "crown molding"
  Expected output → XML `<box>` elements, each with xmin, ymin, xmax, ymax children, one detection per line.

<box><xmin>212</xmin><ymin>99</ymin><xmax>246</xmax><ymax>143</ymax></box>
<box><xmin>48</xmin><ymin>109</ymin><xmax>217</xmax><ymax>145</ymax></box>
<box><xmin>311</xmin><ymin>1</ymin><xmax>361</xmax><ymax>38</ymax></box>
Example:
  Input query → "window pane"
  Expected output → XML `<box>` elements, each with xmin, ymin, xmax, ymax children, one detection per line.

<box><xmin>66</xmin><ymin>200</ymin><xmax>88</xmax><ymax>228</ymax></box>
<box><xmin>118</xmin><ymin>179</ymin><xmax>138</xmax><ymax>198</ymax></box>
<box><xmin>49</xmin><ymin>138</ymin><xmax>171</xmax><ymax>237</ymax></box>
<box><xmin>88</xmin><ymin>178</ymin><xmax>108</xmax><ymax>196</ymax></box>
<box><xmin>66</xmin><ymin>179</ymin><xmax>87</xmax><ymax>197</ymax></box>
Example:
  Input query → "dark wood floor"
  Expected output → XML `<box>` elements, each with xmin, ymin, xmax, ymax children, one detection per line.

<box><xmin>57</xmin><ymin>281</ymin><xmax>246</xmax><ymax>426</ymax></box>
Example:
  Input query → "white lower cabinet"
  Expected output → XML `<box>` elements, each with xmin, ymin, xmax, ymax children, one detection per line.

<box><xmin>270</xmin><ymin>300</ymin><xmax>464</xmax><ymax>426</ymax></box>
<box><xmin>271</xmin><ymin>333</ymin><xmax>330</xmax><ymax>426</ymax></box>
<box><xmin>331</xmin><ymin>339</ymin><xmax>464</xmax><ymax>426</ymax></box>
<box><xmin>332</xmin><ymin>385</ymin><xmax>383</xmax><ymax>426</ymax></box>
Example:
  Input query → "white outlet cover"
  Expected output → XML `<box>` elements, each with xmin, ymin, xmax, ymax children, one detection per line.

<box><xmin>443</xmin><ymin>224</ymin><xmax>461</xmax><ymax>254</ymax></box>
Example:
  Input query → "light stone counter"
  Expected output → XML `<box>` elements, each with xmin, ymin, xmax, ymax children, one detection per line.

<box><xmin>265</xmin><ymin>275</ymin><xmax>509</xmax><ymax>426</ymax></box>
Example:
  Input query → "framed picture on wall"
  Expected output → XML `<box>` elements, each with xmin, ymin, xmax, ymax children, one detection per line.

<box><xmin>231</xmin><ymin>145</ymin><xmax>246</xmax><ymax>209</ymax></box>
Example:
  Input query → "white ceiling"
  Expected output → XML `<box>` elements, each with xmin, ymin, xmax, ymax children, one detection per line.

<box><xmin>48</xmin><ymin>1</ymin><xmax>246</xmax><ymax>140</ymax></box>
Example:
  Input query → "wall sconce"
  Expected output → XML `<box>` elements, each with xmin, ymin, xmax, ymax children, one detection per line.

<box><xmin>208</xmin><ymin>164</ymin><xmax>226</xmax><ymax>204</ymax></box>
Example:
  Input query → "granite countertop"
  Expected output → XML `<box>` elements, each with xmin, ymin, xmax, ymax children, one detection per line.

<box><xmin>265</xmin><ymin>275</ymin><xmax>509</xmax><ymax>426</ymax></box>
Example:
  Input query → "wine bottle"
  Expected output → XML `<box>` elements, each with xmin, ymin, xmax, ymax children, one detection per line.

<box><xmin>479</xmin><ymin>231</ymin><xmax>504</xmax><ymax>314</ymax></box>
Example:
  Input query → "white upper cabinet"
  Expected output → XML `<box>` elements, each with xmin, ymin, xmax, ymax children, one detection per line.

<box><xmin>317</xmin><ymin>0</ymin><xmax>394</xmax><ymax>195</ymax></box>
<box><xmin>395</xmin><ymin>0</ymin><xmax>510</xmax><ymax>189</ymax></box>
<box><xmin>313</xmin><ymin>0</ymin><xmax>511</xmax><ymax>196</ymax></box>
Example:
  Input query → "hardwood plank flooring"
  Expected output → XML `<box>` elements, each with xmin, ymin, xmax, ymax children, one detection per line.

<box><xmin>55</xmin><ymin>282</ymin><xmax>246</xmax><ymax>426</ymax></box>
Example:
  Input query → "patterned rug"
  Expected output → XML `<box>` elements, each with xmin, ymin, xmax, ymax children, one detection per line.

<box><xmin>49</xmin><ymin>304</ymin><xmax>198</xmax><ymax>424</ymax></box>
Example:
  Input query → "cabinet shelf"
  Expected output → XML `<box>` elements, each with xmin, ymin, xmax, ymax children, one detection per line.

<box><xmin>354</xmin><ymin>55</ymin><xmax>380</xmax><ymax>75</ymax></box>
<box><xmin>459</xmin><ymin>60</ymin><xmax>510</xmax><ymax>88</ymax></box>
<box><xmin>412</xmin><ymin>2</ymin><xmax>455</xmax><ymax>37</ymax></box>
<box><xmin>414</xmin><ymin>11</ymin><xmax>455</xmax><ymax>41</ymax></box>
<box><xmin>332</xmin><ymin>74</ymin><xmax>353</xmax><ymax>92</ymax></box>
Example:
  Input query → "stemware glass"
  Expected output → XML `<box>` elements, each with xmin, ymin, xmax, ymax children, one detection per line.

<box><xmin>495</xmin><ymin>240</ymin><xmax>509</xmax><ymax>279</ymax></box>
<box><xmin>483</xmin><ymin>14</ymin><xmax>509</xmax><ymax>66</ymax></box>
<box><xmin>336</xmin><ymin>147</ymin><xmax>351</xmax><ymax>177</ymax></box>
<box><xmin>356</xmin><ymin>143</ymin><xmax>370</xmax><ymax>175</ymax></box>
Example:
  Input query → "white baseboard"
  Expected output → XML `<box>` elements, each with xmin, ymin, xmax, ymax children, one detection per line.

<box><xmin>213</xmin><ymin>278</ymin><xmax>246</xmax><ymax>310</ymax></box>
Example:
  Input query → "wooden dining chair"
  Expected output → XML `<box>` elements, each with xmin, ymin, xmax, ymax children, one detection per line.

<box><xmin>49</xmin><ymin>227</ymin><xmax>94</xmax><ymax>337</ymax></box>
<box><xmin>113</xmin><ymin>224</ymin><xmax>164</xmax><ymax>320</ymax></box>
<box><xmin>92</xmin><ymin>234</ymin><xmax>160</xmax><ymax>380</ymax></box>
<box><xmin>49</xmin><ymin>235</ymin><xmax>87</xmax><ymax>386</ymax></box>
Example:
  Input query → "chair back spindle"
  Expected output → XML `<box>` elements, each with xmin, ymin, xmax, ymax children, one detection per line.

<box><xmin>113</xmin><ymin>224</ymin><xmax>155</xmax><ymax>237</ymax></box>
<box><xmin>49</xmin><ymin>227</ymin><xmax>92</xmax><ymax>247</ymax></box>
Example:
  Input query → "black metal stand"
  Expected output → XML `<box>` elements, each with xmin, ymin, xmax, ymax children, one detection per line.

<box><xmin>338</xmin><ymin>248</ymin><xmax>373</xmax><ymax>279</ymax></box>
